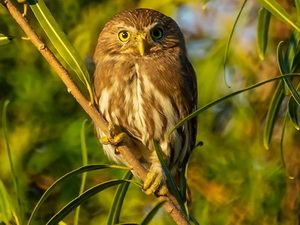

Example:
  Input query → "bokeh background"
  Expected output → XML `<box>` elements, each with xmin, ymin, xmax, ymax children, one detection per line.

<box><xmin>0</xmin><ymin>0</ymin><xmax>299</xmax><ymax>224</ymax></box>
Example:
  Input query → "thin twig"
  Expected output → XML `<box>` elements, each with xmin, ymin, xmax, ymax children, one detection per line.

<box><xmin>0</xmin><ymin>0</ymin><xmax>189</xmax><ymax>224</ymax></box>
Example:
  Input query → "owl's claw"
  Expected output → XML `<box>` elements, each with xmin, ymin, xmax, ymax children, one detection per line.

<box><xmin>100</xmin><ymin>123</ymin><xmax>129</xmax><ymax>146</ymax></box>
<box><xmin>143</xmin><ymin>167</ymin><xmax>168</xmax><ymax>196</ymax></box>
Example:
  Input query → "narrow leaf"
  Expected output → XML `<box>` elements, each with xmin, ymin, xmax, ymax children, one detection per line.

<box><xmin>257</xmin><ymin>7</ymin><xmax>271</xmax><ymax>60</ymax></box>
<box><xmin>74</xmin><ymin>120</ymin><xmax>89</xmax><ymax>225</ymax></box>
<box><xmin>107</xmin><ymin>171</ymin><xmax>133</xmax><ymax>225</ymax></box>
<box><xmin>46</xmin><ymin>180</ymin><xmax>130</xmax><ymax>225</ymax></box>
<box><xmin>0</xmin><ymin>34</ymin><xmax>13</xmax><ymax>45</ymax></box>
<box><xmin>0</xmin><ymin>180</ymin><xmax>20</xmax><ymax>225</ymax></box>
<box><xmin>263</xmin><ymin>81</ymin><xmax>285</xmax><ymax>149</ymax></box>
<box><xmin>280</xmin><ymin>112</ymin><xmax>295</xmax><ymax>179</ymax></box>
<box><xmin>277</xmin><ymin>41</ymin><xmax>300</xmax><ymax>105</ymax></box>
<box><xmin>256</xmin><ymin>0</ymin><xmax>300</xmax><ymax>32</ymax></box>
<box><xmin>169</xmin><ymin>74</ymin><xmax>300</xmax><ymax>137</ymax></box>
<box><xmin>27</xmin><ymin>164</ymin><xmax>129</xmax><ymax>225</ymax></box>
<box><xmin>28</xmin><ymin>0</ymin><xmax>94</xmax><ymax>103</ymax></box>
<box><xmin>286</xmin><ymin>33</ymin><xmax>299</xmax><ymax>71</ymax></box>
<box><xmin>280</xmin><ymin>112</ymin><xmax>288</xmax><ymax>176</ymax></box>
<box><xmin>153</xmin><ymin>140</ymin><xmax>186</xmax><ymax>215</ymax></box>
<box><xmin>141</xmin><ymin>201</ymin><xmax>166</xmax><ymax>225</ymax></box>
<box><xmin>288</xmin><ymin>97</ymin><xmax>300</xmax><ymax>130</ymax></box>
<box><xmin>277</xmin><ymin>41</ymin><xmax>289</xmax><ymax>74</ymax></box>
<box><xmin>2</xmin><ymin>100</ymin><xmax>24</xmax><ymax>224</ymax></box>
<box><xmin>190</xmin><ymin>214</ymin><xmax>200</xmax><ymax>225</ymax></box>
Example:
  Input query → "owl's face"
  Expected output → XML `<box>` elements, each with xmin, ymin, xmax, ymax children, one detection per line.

<box><xmin>95</xmin><ymin>8</ymin><xmax>186</xmax><ymax>58</ymax></box>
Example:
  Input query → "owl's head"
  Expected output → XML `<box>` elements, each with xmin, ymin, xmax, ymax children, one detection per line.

<box><xmin>95</xmin><ymin>8</ymin><xmax>186</xmax><ymax>57</ymax></box>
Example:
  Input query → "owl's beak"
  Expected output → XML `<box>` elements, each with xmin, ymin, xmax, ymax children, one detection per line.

<box><xmin>137</xmin><ymin>34</ymin><xmax>150</xmax><ymax>56</ymax></box>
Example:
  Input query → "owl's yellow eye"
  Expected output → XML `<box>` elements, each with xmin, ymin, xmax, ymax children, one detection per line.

<box><xmin>118</xmin><ymin>31</ymin><xmax>131</xmax><ymax>42</ymax></box>
<box><xmin>151</xmin><ymin>28</ymin><xmax>164</xmax><ymax>40</ymax></box>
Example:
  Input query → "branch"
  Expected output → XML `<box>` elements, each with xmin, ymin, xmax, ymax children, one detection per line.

<box><xmin>1</xmin><ymin>0</ymin><xmax>190</xmax><ymax>224</ymax></box>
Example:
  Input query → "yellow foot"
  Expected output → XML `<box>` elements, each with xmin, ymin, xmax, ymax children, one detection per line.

<box><xmin>143</xmin><ymin>167</ymin><xmax>168</xmax><ymax>195</ymax></box>
<box><xmin>99</xmin><ymin>123</ymin><xmax>131</xmax><ymax>148</ymax></box>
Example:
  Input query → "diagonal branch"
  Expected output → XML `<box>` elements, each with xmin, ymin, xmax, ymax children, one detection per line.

<box><xmin>0</xmin><ymin>0</ymin><xmax>190</xmax><ymax>224</ymax></box>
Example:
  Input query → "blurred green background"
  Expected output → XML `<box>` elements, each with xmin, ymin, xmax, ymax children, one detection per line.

<box><xmin>0</xmin><ymin>0</ymin><xmax>299</xmax><ymax>224</ymax></box>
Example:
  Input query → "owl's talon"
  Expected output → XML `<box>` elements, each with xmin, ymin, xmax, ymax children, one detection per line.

<box><xmin>143</xmin><ymin>168</ymin><xmax>167</xmax><ymax>195</ymax></box>
<box><xmin>158</xmin><ymin>186</ymin><xmax>168</xmax><ymax>196</ymax></box>
<box><xmin>100</xmin><ymin>123</ymin><xmax>130</xmax><ymax>146</ymax></box>
<box><xmin>99</xmin><ymin>136</ymin><xmax>110</xmax><ymax>145</ymax></box>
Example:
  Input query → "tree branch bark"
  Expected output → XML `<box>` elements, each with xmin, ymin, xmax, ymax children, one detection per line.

<box><xmin>1</xmin><ymin>0</ymin><xmax>190</xmax><ymax>224</ymax></box>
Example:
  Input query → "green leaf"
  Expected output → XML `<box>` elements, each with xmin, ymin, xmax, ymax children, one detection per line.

<box><xmin>280</xmin><ymin>112</ymin><xmax>288</xmax><ymax>175</ymax></box>
<box><xmin>0</xmin><ymin>34</ymin><xmax>13</xmax><ymax>45</ymax></box>
<box><xmin>263</xmin><ymin>81</ymin><xmax>285</xmax><ymax>149</ymax></box>
<box><xmin>277</xmin><ymin>41</ymin><xmax>289</xmax><ymax>74</ymax></box>
<box><xmin>190</xmin><ymin>215</ymin><xmax>200</xmax><ymax>225</ymax></box>
<box><xmin>224</xmin><ymin>0</ymin><xmax>248</xmax><ymax>86</ymax></box>
<box><xmin>0</xmin><ymin>180</ymin><xmax>20</xmax><ymax>225</ymax></box>
<box><xmin>288</xmin><ymin>97</ymin><xmax>300</xmax><ymax>130</ymax></box>
<box><xmin>169</xmin><ymin>74</ymin><xmax>300</xmax><ymax>137</ymax></box>
<box><xmin>2</xmin><ymin>100</ymin><xmax>24</xmax><ymax>224</ymax></box>
<box><xmin>280</xmin><ymin>112</ymin><xmax>295</xmax><ymax>179</ymax></box>
<box><xmin>28</xmin><ymin>0</ymin><xmax>94</xmax><ymax>103</ymax></box>
<box><xmin>107</xmin><ymin>171</ymin><xmax>133</xmax><ymax>225</ymax></box>
<box><xmin>141</xmin><ymin>201</ymin><xmax>166</xmax><ymax>225</ymax></box>
<box><xmin>277</xmin><ymin>41</ymin><xmax>300</xmax><ymax>105</ymax></box>
<box><xmin>46</xmin><ymin>180</ymin><xmax>130</xmax><ymax>225</ymax></box>
<box><xmin>256</xmin><ymin>0</ymin><xmax>300</xmax><ymax>32</ymax></box>
<box><xmin>27</xmin><ymin>164</ymin><xmax>129</xmax><ymax>225</ymax></box>
<box><xmin>257</xmin><ymin>7</ymin><xmax>271</xmax><ymax>60</ymax></box>
<box><xmin>74</xmin><ymin>120</ymin><xmax>89</xmax><ymax>225</ymax></box>
<box><xmin>286</xmin><ymin>33</ymin><xmax>300</xmax><ymax>71</ymax></box>
<box><xmin>153</xmin><ymin>140</ymin><xmax>186</xmax><ymax>215</ymax></box>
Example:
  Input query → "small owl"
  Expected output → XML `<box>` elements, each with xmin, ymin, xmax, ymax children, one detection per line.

<box><xmin>93</xmin><ymin>8</ymin><xmax>197</xmax><ymax>195</ymax></box>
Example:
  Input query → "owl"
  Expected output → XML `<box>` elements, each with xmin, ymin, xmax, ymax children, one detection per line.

<box><xmin>93</xmin><ymin>8</ymin><xmax>197</xmax><ymax>196</ymax></box>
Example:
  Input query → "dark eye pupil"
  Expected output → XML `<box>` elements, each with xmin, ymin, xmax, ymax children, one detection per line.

<box><xmin>122</xmin><ymin>32</ymin><xmax>128</xmax><ymax>39</ymax></box>
<box><xmin>153</xmin><ymin>29</ymin><xmax>161</xmax><ymax>37</ymax></box>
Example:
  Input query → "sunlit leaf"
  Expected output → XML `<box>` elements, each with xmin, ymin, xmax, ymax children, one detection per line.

<box><xmin>107</xmin><ymin>171</ymin><xmax>133</xmax><ymax>225</ymax></box>
<box><xmin>28</xmin><ymin>0</ymin><xmax>94</xmax><ymax>103</ymax></box>
<box><xmin>288</xmin><ymin>97</ymin><xmax>300</xmax><ymax>130</ymax></box>
<box><xmin>46</xmin><ymin>180</ymin><xmax>130</xmax><ymax>225</ymax></box>
<box><xmin>141</xmin><ymin>201</ymin><xmax>166</xmax><ymax>225</ymax></box>
<box><xmin>263</xmin><ymin>81</ymin><xmax>284</xmax><ymax>149</ymax></box>
<box><xmin>0</xmin><ymin>34</ymin><xmax>13</xmax><ymax>45</ymax></box>
<box><xmin>0</xmin><ymin>181</ymin><xmax>20</xmax><ymax>225</ymax></box>
<box><xmin>257</xmin><ymin>7</ymin><xmax>271</xmax><ymax>60</ymax></box>
<box><xmin>27</xmin><ymin>164</ymin><xmax>130</xmax><ymax>225</ymax></box>
<box><xmin>256</xmin><ymin>0</ymin><xmax>300</xmax><ymax>32</ymax></box>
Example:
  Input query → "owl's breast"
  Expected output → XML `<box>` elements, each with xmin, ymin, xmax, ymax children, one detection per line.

<box><xmin>97</xmin><ymin>60</ymin><xmax>179</xmax><ymax>148</ymax></box>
